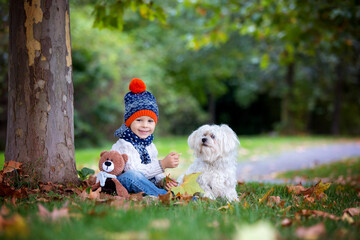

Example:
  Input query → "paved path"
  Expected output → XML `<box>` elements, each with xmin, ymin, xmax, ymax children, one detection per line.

<box><xmin>236</xmin><ymin>143</ymin><xmax>360</xmax><ymax>182</ymax></box>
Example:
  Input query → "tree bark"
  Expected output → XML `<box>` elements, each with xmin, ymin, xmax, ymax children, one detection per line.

<box><xmin>6</xmin><ymin>0</ymin><xmax>78</xmax><ymax>184</ymax></box>
<box><xmin>281</xmin><ymin>62</ymin><xmax>295</xmax><ymax>134</ymax></box>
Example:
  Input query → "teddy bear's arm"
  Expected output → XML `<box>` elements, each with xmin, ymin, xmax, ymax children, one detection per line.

<box><xmin>112</xmin><ymin>178</ymin><xmax>130</xmax><ymax>199</ymax></box>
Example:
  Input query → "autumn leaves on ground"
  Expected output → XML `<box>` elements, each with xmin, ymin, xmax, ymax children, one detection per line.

<box><xmin>0</xmin><ymin>158</ymin><xmax>359</xmax><ymax>240</ymax></box>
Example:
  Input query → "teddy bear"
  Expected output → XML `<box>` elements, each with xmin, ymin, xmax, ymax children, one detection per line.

<box><xmin>92</xmin><ymin>150</ymin><xmax>129</xmax><ymax>198</ymax></box>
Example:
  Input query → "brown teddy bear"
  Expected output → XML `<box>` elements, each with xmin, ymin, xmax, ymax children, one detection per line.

<box><xmin>92</xmin><ymin>151</ymin><xmax>129</xmax><ymax>198</ymax></box>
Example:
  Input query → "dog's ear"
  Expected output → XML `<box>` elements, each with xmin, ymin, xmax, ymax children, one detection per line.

<box><xmin>220</xmin><ymin>124</ymin><xmax>240</xmax><ymax>152</ymax></box>
<box><xmin>187</xmin><ymin>130</ymin><xmax>197</xmax><ymax>150</ymax></box>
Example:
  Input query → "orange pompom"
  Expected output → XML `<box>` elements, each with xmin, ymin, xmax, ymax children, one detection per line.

<box><xmin>129</xmin><ymin>78</ymin><xmax>146</xmax><ymax>93</ymax></box>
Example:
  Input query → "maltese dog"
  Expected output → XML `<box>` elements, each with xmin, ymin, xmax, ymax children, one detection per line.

<box><xmin>177</xmin><ymin>124</ymin><xmax>240</xmax><ymax>201</ymax></box>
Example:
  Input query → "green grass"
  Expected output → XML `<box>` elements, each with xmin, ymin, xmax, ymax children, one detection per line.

<box><xmin>277</xmin><ymin>157</ymin><xmax>360</xmax><ymax>180</ymax></box>
<box><xmin>1</xmin><ymin>182</ymin><xmax>359</xmax><ymax>240</ymax></box>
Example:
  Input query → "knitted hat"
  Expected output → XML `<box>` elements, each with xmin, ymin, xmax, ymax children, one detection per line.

<box><xmin>124</xmin><ymin>78</ymin><xmax>159</xmax><ymax>127</ymax></box>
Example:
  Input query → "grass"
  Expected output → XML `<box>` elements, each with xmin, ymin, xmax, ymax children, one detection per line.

<box><xmin>1</xmin><ymin>181</ymin><xmax>359</xmax><ymax>239</ymax></box>
<box><xmin>1</xmin><ymin>135</ymin><xmax>359</xmax><ymax>239</ymax></box>
<box><xmin>277</xmin><ymin>157</ymin><xmax>360</xmax><ymax>181</ymax></box>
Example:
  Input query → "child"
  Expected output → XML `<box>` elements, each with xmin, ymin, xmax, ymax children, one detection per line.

<box><xmin>111</xmin><ymin>78</ymin><xmax>179</xmax><ymax>196</ymax></box>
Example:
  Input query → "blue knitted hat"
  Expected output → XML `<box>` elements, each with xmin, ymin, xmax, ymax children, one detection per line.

<box><xmin>124</xmin><ymin>78</ymin><xmax>159</xmax><ymax>127</ymax></box>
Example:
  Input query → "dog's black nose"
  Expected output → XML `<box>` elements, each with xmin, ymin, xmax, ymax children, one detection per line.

<box><xmin>202</xmin><ymin>138</ymin><xmax>207</xmax><ymax>143</ymax></box>
<box><xmin>104</xmin><ymin>161</ymin><xmax>112</xmax><ymax>166</ymax></box>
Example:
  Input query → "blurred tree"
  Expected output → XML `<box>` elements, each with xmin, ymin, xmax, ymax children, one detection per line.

<box><xmin>6</xmin><ymin>0</ymin><xmax>78</xmax><ymax>184</ymax></box>
<box><xmin>0</xmin><ymin>0</ymin><xmax>8</xmax><ymax>150</ymax></box>
<box><xmin>179</xmin><ymin>0</ymin><xmax>360</xmax><ymax>135</ymax></box>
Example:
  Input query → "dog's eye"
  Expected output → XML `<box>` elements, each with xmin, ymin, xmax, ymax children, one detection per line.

<box><xmin>210</xmin><ymin>134</ymin><xmax>215</xmax><ymax>139</ymax></box>
<box><xmin>111</xmin><ymin>159</ymin><xmax>113</xmax><ymax>162</ymax></box>
<box><xmin>106</xmin><ymin>158</ymin><xmax>109</xmax><ymax>160</ymax></box>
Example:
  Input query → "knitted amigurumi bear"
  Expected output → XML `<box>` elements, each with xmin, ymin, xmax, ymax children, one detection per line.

<box><xmin>92</xmin><ymin>151</ymin><xmax>130</xmax><ymax>198</ymax></box>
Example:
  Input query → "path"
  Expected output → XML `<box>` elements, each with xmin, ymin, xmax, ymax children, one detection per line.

<box><xmin>236</xmin><ymin>142</ymin><xmax>360</xmax><ymax>182</ymax></box>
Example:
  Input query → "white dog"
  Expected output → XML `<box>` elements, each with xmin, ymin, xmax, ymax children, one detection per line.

<box><xmin>177</xmin><ymin>124</ymin><xmax>240</xmax><ymax>201</ymax></box>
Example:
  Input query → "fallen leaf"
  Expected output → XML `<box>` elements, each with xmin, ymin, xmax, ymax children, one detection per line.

<box><xmin>267</xmin><ymin>196</ymin><xmax>285</xmax><ymax>207</ymax></box>
<box><xmin>0</xmin><ymin>184</ymin><xmax>16</xmax><ymax>197</ymax></box>
<box><xmin>38</xmin><ymin>201</ymin><xmax>70</xmax><ymax>222</ymax></box>
<box><xmin>218</xmin><ymin>203</ymin><xmax>233</xmax><ymax>211</ymax></box>
<box><xmin>296</xmin><ymin>209</ymin><xmax>339</xmax><ymax>220</ymax></box>
<box><xmin>341</xmin><ymin>213</ymin><xmax>354</xmax><ymax>224</ymax></box>
<box><xmin>313</xmin><ymin>181</ymin><xmax>331</xmax><ymax>200</ymax></box>
<box><xmin>171</xmin><ymin>173</ymin><xmax>204</xmax><ymax>195</ymax></box>
<box><xmin>2</xmin><ymin>214</ymin><xmax>29</xmax><ymax>238</ymax></box>
<box><xmin>287</xmin><ymin>183</ymin><xmax>306</xmax><ymax>195</ymax></box>
<box><xmin>233</xmin><ymin>221</ymin><xmax>277</xmax><ymax>240</ymax></box>
<box><xmin>207</xmin><ymin>220</ymin><xmax>220</xmax><ymax>228</ymax></box>
<box><xmin>280</xmin><ymin>206</ymin><xmax>292</xmax><ymax>213</ymax></box>
<box><xmin>103</xmin><ymin>230</ymin><xmax>147</xmax><ymax>240</ymax></box>
<box><xmin>176</xmin><ymin>194</ymin><xmax>194</xmax><ymax>204</ymax></box>
<box><xmin>158</xmin><ymin>191</ymin><xmax>172</xmax><ymax>205</ymax></box>
<box><xmin>129</xmin><ymin>192</ymin><xmax>144</xmax><ymax>201</ymax></box>
<box><xmin>295</xmin><ymin>222</ymin><xmax>325</xmax><ymax>240</ymax></box>
<box><xmin>149</xmin><ymin>219</ymin><xmax>170</xmax><ymax>229</ymax></box>
<box><xmin>343</xmin><ymin>207</ymin><xmax>360</xmax><ymax>216</ymax></box>
<box><xmin>164</xmin><ymin>174</ymin><xmax>173</xmax><ymax>186</ymax></box>
<box><xmin>281</xmin><ymin>218</ymin><xmax>292</xmax><ymax>227</ymax></box>
<box><xmin>39</xmin><ymin>183</ymin><xmax>55</xmax><ymax>193</ymax></box>
<box><xmin>79</xmin><ymin>189</ymin><xmax>89</xmax><ymax>200</ymax></box>
<box><xmin>3</xmin><ymin>161</ymin><xmax>22</xmax><ymax>174</ymax></box>
<box><xmin>88</xmin><ymin>188</ymin><xmax>101</xmax><ymax>200</ymax></box>
<box><xmin>303</xmin><ymin>196</ymin><xmax>315</xmax><ymax>205</ymax></box>
<box><xmin>259</xmin><ymin>188</ymin><xmax>274</xmax><ymax>204</ymax></box>
<box><xmin>0</xmin><ymin>205</ymin><xmax>10</xmax><ymax>216</ymax></box>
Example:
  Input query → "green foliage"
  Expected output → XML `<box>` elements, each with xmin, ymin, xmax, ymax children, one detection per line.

<box><xmin>77</xmin><ymin>167</ymin><xmax>95</xmax><ymax>181</ymax></box>
<box><xmin>92</xmin><ymin>0</ymin><xmax>166</xmax><ymax>31</ymax></box>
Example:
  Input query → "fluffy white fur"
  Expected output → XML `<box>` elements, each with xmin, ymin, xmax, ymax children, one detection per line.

<box><xmin>177</xmin><ymin>124</ymin><xmax>240</xmax><ymax>201</ymax></box>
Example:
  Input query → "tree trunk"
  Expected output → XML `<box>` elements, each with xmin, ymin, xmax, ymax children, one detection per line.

<box><xmin>6</xmin><ymin>0</ymin><xmax>78</xmax><ymax>184</ymax></box>
<box><xmin>281</xmin><ymin>62</ymin><xmax>295</xmax><ymax>134</ymax></box>
<box><xmin>331</xmin><ymin>60</ymin><xmax>344</xmax><ymax>135</ymax></box>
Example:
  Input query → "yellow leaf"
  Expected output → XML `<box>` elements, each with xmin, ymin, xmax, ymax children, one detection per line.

<box><xmin>341</xmin><ymin>213</ymin><xmax>354</xmax><ymax>224</ymax></box>
<box><xmin>218</xmin><ymin>203</ymin><xmax>233</xmax><ymax>211</ymax></box>
<box><xmin>4</xmin><ymin>214</ymin><xmax>29</xmax><ymax>238</ymax></box>
<box><xmin>314</xmin><ymin>181</ymin><xmax>331</xmax><ymax>197</ymax></box>
<box><xmin>259</xmin><ymin>188</ymin><xmax>274</xmax><ymax>204</ymax></box>
<box><xmin>171</xmin><ymin>173</ymin><xmax>204</xmax><ymax>196</ymax></box>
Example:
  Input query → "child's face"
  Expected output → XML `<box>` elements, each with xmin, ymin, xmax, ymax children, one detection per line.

<box><xmin>130</xmin><ymin>116</ymin><xmax>156</xmax><ymax>139</ymax></box>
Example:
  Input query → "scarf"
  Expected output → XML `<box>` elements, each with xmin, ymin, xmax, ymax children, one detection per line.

<box><xmin>114</xmin><ymin>124</ymin><xmax>153</xmax><ymax>164</ymax></box>
<box><xmin>96</xmin><ymin>171</ymin><xmax>117</xmax><ymax>187</ymax></box>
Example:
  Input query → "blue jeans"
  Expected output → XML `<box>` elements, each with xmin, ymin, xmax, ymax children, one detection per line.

<box><xmin>117</xmin><ymin>170</ymin><xmax>167</xmax><ymax>196</ymax></box>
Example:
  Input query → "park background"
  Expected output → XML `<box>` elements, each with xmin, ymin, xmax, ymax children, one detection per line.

<box><xmin>0</xmin><ymin>0</ymin><xmax>359</xmax><ymax>152</ymax></box>
<box><xmin>0</xmin><ymin>1</ymin><xmax>359</xmax><ymax>239</ymax></box>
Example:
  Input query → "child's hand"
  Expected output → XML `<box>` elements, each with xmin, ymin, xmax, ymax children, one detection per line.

<box><xmin>161</xmin><ymin>152</ymin><xmax>181</xmax><ymax>169</ymax></box>
<box><xmin>164</xmin><ymin>178</ymin><xmax>178</xmax><ymax>191</ymax></box>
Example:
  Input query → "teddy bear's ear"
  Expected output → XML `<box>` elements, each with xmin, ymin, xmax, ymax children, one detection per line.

<box><xmin>121</xmin><ymin>154</ymin><xmax>128</xmax><ymax>162</ymax></box>
<box><xmin>100</xmin><ymin>151</ymin><xmax>107</xmax><ymax>157</ymax></box>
